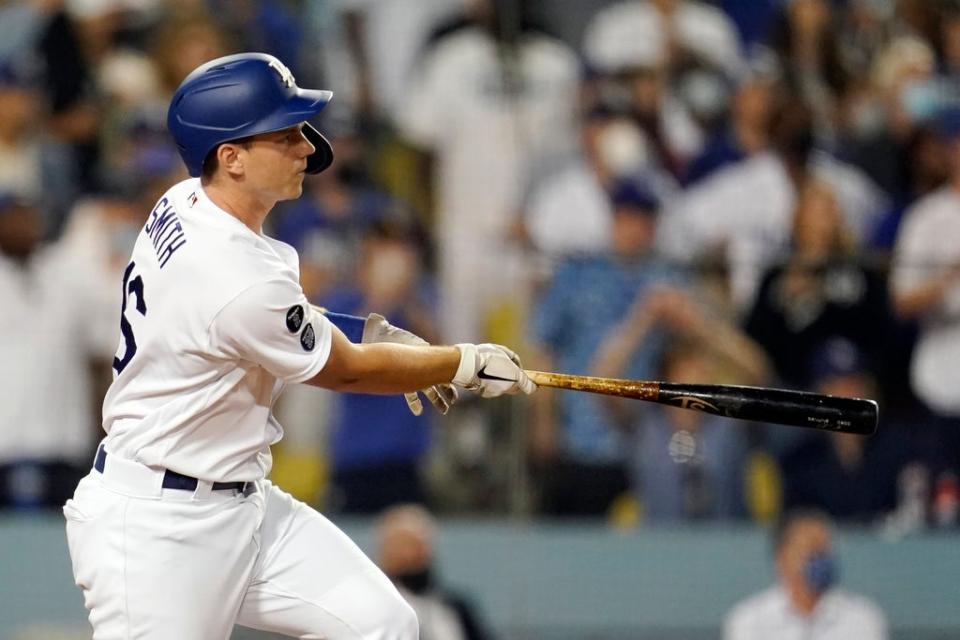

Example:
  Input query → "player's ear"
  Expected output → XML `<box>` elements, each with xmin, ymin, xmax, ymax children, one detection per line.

<box><xmin>218</xmin><ymin>143</ymin><xmax>246</xmax><ymax>178</ymax></box>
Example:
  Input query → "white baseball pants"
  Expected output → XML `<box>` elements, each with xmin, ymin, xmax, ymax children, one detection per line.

<box><xmin>63</xmin><ymin>452</ymin><xmax>417</xmax><ymax>639</ymax></box>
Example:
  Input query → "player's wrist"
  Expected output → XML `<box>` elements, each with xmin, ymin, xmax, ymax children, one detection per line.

<box><xmin>453</xmin><ymin>343</ymin><xmax>479</xmax><ymax>387</ymax></box>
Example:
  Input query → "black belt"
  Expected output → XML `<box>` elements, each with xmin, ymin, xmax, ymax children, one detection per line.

<box><xmin>94</xmin><ymin>446</ymin><xmax>247</xmax><ymax>492</ymax></box>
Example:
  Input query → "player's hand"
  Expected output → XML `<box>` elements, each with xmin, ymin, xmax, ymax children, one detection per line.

<box><xmin>362</xmin><ymin>313</ymin><xmax>459</xmax><ymax>415</ymax></box>
<box><xmin>453</xmin><ymin>343</ymin><xmax>537</xmax><ymax>398</ymax></box>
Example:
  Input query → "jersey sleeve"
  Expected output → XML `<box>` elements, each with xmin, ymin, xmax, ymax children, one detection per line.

<box><xmin>209</xmin><ymin>279</ymin><xmax>333</xmax><ymax>384</ymax></box>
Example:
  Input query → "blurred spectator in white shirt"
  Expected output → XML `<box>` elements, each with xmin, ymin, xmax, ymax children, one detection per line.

<box><xmin>396</xmin><ymin>0</ymin><xmax>580</xmax><ymax>342</ymax></box>
<box><xmin>0</xmin><ymin>194</ymin><xmax>115</xmax><ymax>510</ymax></box>
<box><xmin>314</xmin><ymin>0</ymin><xmax>465</xmax><ymax>124</ymax></box>
<box><xmin>657</xmin><ymin>96</ymin><xmax>888</xmax><ymax>311</ymax></box>
<box><xmin>888</xmin><ymin>108</ymin><xmax>960</xmax><ymax>487</ymax></box>
<box><xmin>891</xmin><ymin>108</ymin><xmax>960</xmax><ymax>418</ymax></box>
<box><xmin>724</xmin><ymin>510</ymin><xmax>888</xmax><ymax>640</ymax></box>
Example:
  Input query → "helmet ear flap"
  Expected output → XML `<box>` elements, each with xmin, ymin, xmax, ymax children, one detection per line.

<box><xmin>303</xmin><ymin>124</ymin><xmax>334</xmax><ymax>174</ymax></box>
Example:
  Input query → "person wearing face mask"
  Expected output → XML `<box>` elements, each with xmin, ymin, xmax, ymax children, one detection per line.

<box><xmin>723</xmin><ymin>510</ymin><xmax>888</xmax><ymax>640</ymax></box>
<box><xmin>528</xmin><ymin>178</ymin><xmax>688</xmax><ymax>517</ymax></box>
<box><xmin>320</xmin><ymin>223</ymin><xmax>443</xmax><ymax>514</ymax></box>
<box><xmin>378</xmin><ymin>504</ymin><xmax>495</xmax><ymax>640</ymax></box>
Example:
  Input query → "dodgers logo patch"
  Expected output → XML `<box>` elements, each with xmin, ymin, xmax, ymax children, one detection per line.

<box><xmin>286</xmin><ymin>305</ymin><xmax>304</xmax><ymax>333</ymax></box>
<box><xmin>300</xmin><ymin>323</ymin><xmax>316</xmax><ymax>351</ymax></box>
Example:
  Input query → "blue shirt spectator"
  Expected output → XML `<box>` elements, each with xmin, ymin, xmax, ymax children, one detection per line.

<box><xmin>323</xmin><ymin>287</ymin><xmax>431</xmax><ymax>472</ymax></box>
<box><xmin>319</xmin><ymin>224</ymin><xmax>439</xmax><ymax>514</ymax></box>
<box><xmin>531</xmin><ymin>256</ymin><xmax>681</xmax><ymax>463</ymax></box>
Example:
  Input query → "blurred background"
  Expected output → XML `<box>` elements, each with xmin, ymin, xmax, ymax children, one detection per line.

<box><xmin>1</xmin><ymin>0</ymin><xmax>959</xmax><ymax>638</ymax></box>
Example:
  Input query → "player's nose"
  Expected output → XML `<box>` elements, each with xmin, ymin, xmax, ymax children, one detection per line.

<box><xmin>297</xmin><ymin>130</ymin><xmax>315</xmax><ymax>157</ymax></box>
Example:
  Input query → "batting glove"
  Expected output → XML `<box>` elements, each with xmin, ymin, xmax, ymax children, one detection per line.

<box><xmin>453</xmin><ymin>343</ymin><xmax>537</xmax><ymax>398</ymax></box>
<box><xmin>362</xmin><ymin>313</ymin><xmax>459</xmax><ymax>416</ymax></box>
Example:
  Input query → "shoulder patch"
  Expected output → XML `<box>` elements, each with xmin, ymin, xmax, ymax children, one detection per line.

<box><xmin>286</xmin><ymin>305</ymin><xmax>305</xmax><ymax>333</ymax></box>
<box><xmin>300</xmin><ymin>323</ymin><xmax>316</xmax><ymax>351</ymax></box>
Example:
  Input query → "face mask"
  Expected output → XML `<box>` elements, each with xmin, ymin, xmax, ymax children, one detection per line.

<box><xmin>597</xmin><ymin>120</ymin><xmax>650</xmax><ymax>178</ymax></box>
<box><xmin>804</xmin><ymin>552</ymin><xmax>838</xmax><ymax>594</ymax></box>
<box><xmin>899</xmin><ymin>81</ymin><xmax>940</xmax><ymax>123</ymax></box>
<box><xmin>394</xmin><ymin>567</ymin><xmax>433</xmax><ymax>595</ymax></box>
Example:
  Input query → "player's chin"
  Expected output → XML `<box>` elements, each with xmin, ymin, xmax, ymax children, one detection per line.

<box><xmin>281</xmin><ymin>176</ymin><xmax>305</xmax><ymax>200</ymax></box>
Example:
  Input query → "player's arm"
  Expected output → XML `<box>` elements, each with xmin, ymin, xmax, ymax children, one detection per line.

<box><xmin>212</xmin><ymin>280</ymin><xmax>533</xmax><ymax>400</ymax></box>
<box><xmin>310</xmin><ymin>305</ymin><xmax>458</xmax><ymax>414</ymax></box>
<box><xmin>306</xmin><ymin>324</ymin><xmax>536</xmax><ymax>398</ymax></box>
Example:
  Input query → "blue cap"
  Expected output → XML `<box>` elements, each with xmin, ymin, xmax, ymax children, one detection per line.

<box><xmin>609</xmin><ymin>177</ymin><xmax>660</xmax><ymax>214</ymax></box>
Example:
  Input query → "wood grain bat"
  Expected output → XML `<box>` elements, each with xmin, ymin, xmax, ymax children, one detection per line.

<box><xmin>525</xmin><ymin>370</ymin><xmax>878</xmax><ymax>435</ymax></box>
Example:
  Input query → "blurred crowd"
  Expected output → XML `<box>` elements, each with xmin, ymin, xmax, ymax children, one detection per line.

<box><xmin>2</xmin><ymin>0</ymin><xmax>960</xmax><ymax>538</ymax></box>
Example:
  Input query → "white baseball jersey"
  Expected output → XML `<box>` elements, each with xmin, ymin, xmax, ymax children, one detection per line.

<box><xmin>100</xmin><ymin>177</ymin><xmax>333</xmax><ymax>482</ymax></box>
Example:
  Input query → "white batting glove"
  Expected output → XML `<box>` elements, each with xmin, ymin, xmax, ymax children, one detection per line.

<box><xmin>453</xmin><ymin>343</ymin><xmax>537</xmax><ymax>398</ymax></box>
<box><xmin>362</xmin><ymin>313</ymin><xmax>459</xmax><ymax>416</ymax></box>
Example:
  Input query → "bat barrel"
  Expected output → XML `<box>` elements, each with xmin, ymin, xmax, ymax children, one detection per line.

<box><xmin>657</xmin><ymin>383</ymin><xmax>878</xmax><ymax>435</ymax></box>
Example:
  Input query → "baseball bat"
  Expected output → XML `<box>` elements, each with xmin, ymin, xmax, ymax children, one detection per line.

<box><xmin>524</xmin><ymin>371</ymin><xmax>878</xmax><ymax>435</ymax></box>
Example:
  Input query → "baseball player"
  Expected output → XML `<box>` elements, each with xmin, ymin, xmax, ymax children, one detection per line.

<box><xmin>63</xmin><ymin>52</ymin><xmax>535</xmax><ymax>640</ymax></box>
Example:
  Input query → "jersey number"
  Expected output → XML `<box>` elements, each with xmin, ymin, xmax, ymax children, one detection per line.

<box><xmin>113</xmin><ymin>262</ymin><xmax>147</xmax><ymax>374</ymax></box>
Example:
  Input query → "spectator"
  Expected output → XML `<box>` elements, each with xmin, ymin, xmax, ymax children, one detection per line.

<box><xmin>657</xmin><ymin>96</ymin><xmax>887</xmax><ymax>311</ymax></box>
<box><xmin>744</xmin><ymin>179</ymin><xmax>889</xmax><ymax>389</ymax></box>
<box><xmin>778</xmin><ymin>338</ymin><xmax>904</xmax><ymax>522</ymax></box>
<box><xmin>0</xmin><ymin>63</ymin><xmax>77</xmax><ymax>234</ymax></box>
<box><xmin>591</xmin><ymin>300</ymin><xmax>769</xmax><ymax>521</ymax></box>
<box><xmin>724</xmin><ymin>510</ymin><xmax>888</xmax><ymax>639</ymax></box>
<box><xmin>523</xmin><ymin>106</ymin><xmax>675</xmax><ymax>259</ymax></box>
<box><xmin>841</xmin><ymin>35</ymin><xmax>939</xmax><ymax>203</ymax></box>
<box><xmin>768</xmin><ymin>0</ymin><xmax>851</xmax><ymax>139</ymax></box>
<box><xmin>149</xmin><ymin>10</ymin><xmax>231</xmax><ymax>98</ymax></box>
<box><xmin>528</xmin><ymin>178</ymin><xmax>684</xmax><ymax>517</ymax></box>
<box><xmin>682</xmin><ymin>49</ymin><xmax>779</xmax><ymax>186</ymax></box>
<box><xmin>582</xmin><ymin>1</ymin><xmax>711</xmax><ymax>179</ymax></box>
<box><xmin>321</xmin><ymin>224</ymin><xmax>442</xmax><ymax>513</ymax></box>
<box><xmin>5</xmin><ymin>2</ymin><xmax>101</xmax><ymax>206</ymax></box>
<box><xmin>396</xmin><ymin>0</ymin><xmax>580</xmax><ymax>343</ymax></box>
<box><xmin>378</xmin><ymin>504</ymin><xmax>495</xmax><ymax>640</ymax></box>
<box><xmin>0</xmin><ymin>194</ymin><xmax>114</xmax><ymax>509</ymax></box>
<box><xmin>0</xmin><ymin>65</ymin><xmax>45</xmax><ymax>202</ymax></box>
<box><xmin>889</xmin><ymin>106</ymin><xmax>960</xmax><ymax>481</ymax></box>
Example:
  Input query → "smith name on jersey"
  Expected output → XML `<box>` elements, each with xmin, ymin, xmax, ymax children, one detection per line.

<box><xmin>100</xmin><ymin>178</ymin><xmax>333</xmax><ymax>483</ymax></box>
<box><xmin>144</xmin><ymin>196</ymin><xmax>188</xmax><ymax>269</ymax></box>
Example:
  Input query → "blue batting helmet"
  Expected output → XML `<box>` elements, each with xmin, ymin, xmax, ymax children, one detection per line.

<box><xmin>167</xmin><ymin>52</ymin><xmax>334</xmax><ymax>177</ymax></box>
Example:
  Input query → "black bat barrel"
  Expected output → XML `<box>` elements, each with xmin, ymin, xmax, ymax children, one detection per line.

<box><xmin>656</xmin><ymin>384</ymin><xmax>878</xmax><ymax>435</ymax></box>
